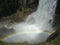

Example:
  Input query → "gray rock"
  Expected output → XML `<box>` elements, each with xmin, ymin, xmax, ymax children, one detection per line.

<box><xmin>0</xmin><ymin>27</ymin><xmax>15</xmax><ymax>37</ymax></box>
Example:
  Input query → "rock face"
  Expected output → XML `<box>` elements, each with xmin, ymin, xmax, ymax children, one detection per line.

<box><xmin>51</xmin><ymin>0</ymin><xmax>60</xmax><ymax>42</ymax></box>
<box><xmin>46</xmin><ymin>29</ymin><xmax>60</xmax><ymax>42</ymax></box>
<box><xmin>0</xmin><ymin>0</ymin><xmax>20</xmax><ymax>18</ymax></box>
<box><xmin>0</xmin><ymin>27</ymin><xmax>15</xmax><ymax>40</ymax></box>
<box><xmin>53</xmin><ymin>0</ymin><xmax>60</xmax><ymax>30</ymax></box>
<box><xmin>55</xmin><ymin>0</ymin><xmax>60</xmax><ymax>15</ymax></box>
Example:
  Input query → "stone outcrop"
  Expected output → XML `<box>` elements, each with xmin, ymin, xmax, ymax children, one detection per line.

<box><xmin>0</xmin><ymin>27</ymin><xmax>15</xmax><ymax>40</ymax></box>
<box><xmin>46</xmin><ymin>29</ymin><xmax>60</xmax><ymax>42</ymax></box>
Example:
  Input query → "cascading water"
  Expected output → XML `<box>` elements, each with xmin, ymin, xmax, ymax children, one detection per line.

<box><xmin>26</xmin><ymin>0</ymin><xmax>57</xmax><ymax>32</ymax></box>
<box><xmin>2</xmin><ymin>0</ymin><xmax>57</xmax><ymax>43</ymax></box>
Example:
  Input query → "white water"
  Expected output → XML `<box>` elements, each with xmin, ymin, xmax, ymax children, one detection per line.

<box><xmin>2</xmin><ymin>0</ymin><xmax>57</xmax><ymax>43</ymax></box>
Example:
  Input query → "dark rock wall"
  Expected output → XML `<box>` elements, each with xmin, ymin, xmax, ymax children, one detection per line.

<box><xmin>55</xmin><ymin>0</ymin><xmax>60</xmax><ymax>14</ymax></box>
<box><xmin>0</xmin><ymin>0</ymin><xmax>39</xmax><ymax>18</ymax></box>
<box><xmin>0</xmin><ymin>0</ymin><xmax>20</xmax><ymax>18</ymax></box>
<box><xmin>53</xmin><ymin>0</ymin><xmax>60</xmax><ymax>30</ymax></box>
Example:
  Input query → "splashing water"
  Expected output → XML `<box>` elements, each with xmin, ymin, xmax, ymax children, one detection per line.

<box><xmin>2</xmin><ymin>0</ymin><xmax>57</xmax><ymax>43</ymax></box>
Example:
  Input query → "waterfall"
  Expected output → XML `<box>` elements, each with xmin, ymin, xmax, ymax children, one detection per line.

<box><xmin>26</xmin><ymin>0</ymin><xmax>57</xmax><ymax>31</ymax></box>
<box><xmin>2</xmin><ymin>0</ymin><xmax>57</xmax><ymax>43</ymax></box>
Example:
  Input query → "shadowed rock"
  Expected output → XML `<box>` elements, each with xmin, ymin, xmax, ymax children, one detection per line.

<box><xmin>0</xmin><ymin>27</ymin><xmax>15</xmax><ymax>39</ymax></box>
<box><xmin>46</xmin><ymin>29</ymin><xmax>60</xmax><ymax>42</ymax></box>
<box><xmin>0</xmin><ymin>0</ymin><xmax>20</xmax><ymax>18</ymax></box>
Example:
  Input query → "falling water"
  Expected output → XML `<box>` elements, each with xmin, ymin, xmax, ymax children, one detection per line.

<box><xmin>2</xmin><ymin>0</ymin><xmax>57</xmax><ymax>43</ymax></box>
<box><xmin>26</xmin><ymin>0</ymin><xmax>57</xmax><ymax>31</ymax></box>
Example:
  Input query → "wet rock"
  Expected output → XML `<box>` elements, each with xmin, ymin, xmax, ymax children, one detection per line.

<box><xmin>46</xmin><ymin>29</ymin><xmax>60</xmax><ymax>42</ymax></box>
<box><xmin>0</xmin><ymin>27</ymin><xmax>15</xmax><ymax>39</ymax></box>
